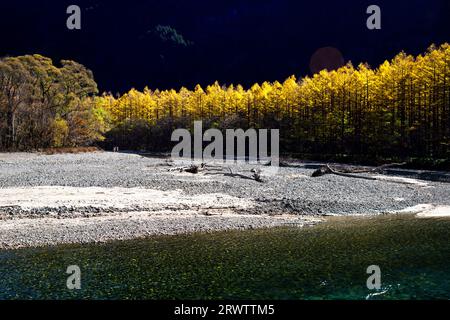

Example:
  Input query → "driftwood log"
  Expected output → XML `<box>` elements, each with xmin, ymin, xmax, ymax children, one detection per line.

<box><xmin>309</xmin><ymin>163</ymin><xmax>427</xmax><ymax>186</ymax></box>
<box><xmin>170</xmin><ymin>163</ymin><xmax>266</xmax><ymax>183</ymax></box>
<box><xmin>312</xmin><ymin>163</ymin><xmax>406</xmax><ymax>178</ymax></box>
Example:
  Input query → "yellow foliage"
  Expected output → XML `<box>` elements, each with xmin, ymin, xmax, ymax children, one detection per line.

<box><xmin>99</xmin><ymin>43</ymin><xmax>450</xmax><ymax>157</ymax></box>
<box><xmin>52</xmin><ymin>117</ymin><xmax>69</xmax><ymax>148</ymax></box>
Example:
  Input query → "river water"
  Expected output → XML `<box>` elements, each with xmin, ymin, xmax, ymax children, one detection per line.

<box><xmin>0</xmin><ymin>214</ymin><xmax>449</xmax><ymax>300</ymax></box>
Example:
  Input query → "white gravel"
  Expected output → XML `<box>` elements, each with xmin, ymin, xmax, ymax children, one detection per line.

<box><xmin>415</xmin><ymin>205</ymin><xmax>450</xmax><ymax>218</ymax></box>
<box><xmin>0</xmin><ymin>186</ymin><xmax>256</xmax><ymax>216</ymax></box>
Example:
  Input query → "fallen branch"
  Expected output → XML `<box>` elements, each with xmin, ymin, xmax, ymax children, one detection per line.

<box><xmin>169</xmin><ymin>163</ymin><xmax>206</xmax><ymax>173</ymax></box>
<box><xmin>205</xmin><ymin>167</ymin><xmax>266</xmax><ymax>183</ymax></box>
<box><xmin>172</xmin><ymin>163</ymin><xmax>266</xmax><ymax>183</ymax></box>
<box><xmin>333</xmin><ymin>162</ymin><xmax>407</xmax><ymax>174</ymax></box>
<box><xmin>312</xmin><ymin>162</ymin><xmax>406</xmax><ymax>177</ymax></box>
<box><xmin>311</xmin><ymin>163</ymin><xmax>427</xmax><ymax>186</ymax></box>
<box><xmin>324</xmin><ymin>164</ymin><xmax>378</xmax><ymax>181</ymax></box>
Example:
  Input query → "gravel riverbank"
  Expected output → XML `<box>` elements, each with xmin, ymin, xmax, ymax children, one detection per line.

<box><xmin>0</xmin><ymin>152</ymin><xmax>449</xmax><ymax>249</ymax></box>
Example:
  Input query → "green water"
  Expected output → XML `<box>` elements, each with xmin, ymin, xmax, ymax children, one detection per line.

<box><xmin>0</xmin><ymin>214</ymin><xmax>449</xmax><ymax>300</ymax></box>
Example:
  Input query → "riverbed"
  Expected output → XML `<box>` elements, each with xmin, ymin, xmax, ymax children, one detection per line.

<box><xmin>1</xmin><ymin>152</ymin><xmax>450</xmax><ymax>249</ymax></box>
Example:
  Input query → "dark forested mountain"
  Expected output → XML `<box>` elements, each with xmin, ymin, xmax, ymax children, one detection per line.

<box><xmin>0</xmin><ymin>0</ymin><xmax>449</xmax><ymax>93</ymax></box>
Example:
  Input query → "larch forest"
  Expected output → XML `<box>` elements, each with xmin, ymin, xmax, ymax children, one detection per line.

<box><xmin>1</xmin><ymin>43</ymin><xmax>449</xmax><ymax>163</ymax></box>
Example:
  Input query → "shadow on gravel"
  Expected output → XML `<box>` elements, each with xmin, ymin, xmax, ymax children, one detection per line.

<box><xmin>382</xmin><ymin>169</ymin><xmax>450</xmax><ymax>183</ymax></box>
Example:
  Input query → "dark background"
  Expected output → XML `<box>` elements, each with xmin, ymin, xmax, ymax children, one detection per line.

<box><xmin>0</xmin><ymin>0</ymin><xmax>449</xmax><ymax>93</ymax></box>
